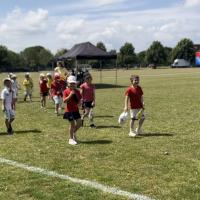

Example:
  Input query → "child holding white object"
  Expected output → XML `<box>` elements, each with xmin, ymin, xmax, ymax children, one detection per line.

<box><xmin>124</xmin><ymin>75</ymin><xmax>145</xmax><ymax>137</ymax></box>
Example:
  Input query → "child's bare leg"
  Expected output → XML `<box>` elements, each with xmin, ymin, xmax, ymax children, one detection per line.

<box><xmin>138</xmin><ymin>118</ymin><xmax>145</xmax><ymax>132</ymax></box>
<box><xmin>88</xmin><ymin>108</ymin><xmax>94</xmax><ymax>124</ymax></box>
<box><xmin>29</xmin><ymin>94</ymin><xmax>32</xmax><ymax>101</ymax></box>
<box><xmin>24</xmin><ymin>94</ymin><xmax>28</xmax><ymax>101</ymax></box>
<box><xmin>55</xmin><ymin>104</ymin><xmax>59</xmax><ymax>114</ymax></box>
<box><xmin>73</xmin><ymin>119</ymin><xmax>82</xmax><ymax>141</ymax></box>
<box><xmin>74</xmin><ymin>119</ymin><xmax>82</xmax><ymax>133</ymax></box>
<box><xmin>81</xmin><ymin>108</ymin><xmax>89</xmax><ymax>120</ymax></box>
<box><xmin>5</xmin><ymin>119</ymin><xmax>10</xmax><ymax>129</ymax></box>
<box><xmin>40</xmin><ymin>96</ymin><xmax>43</xmax><ymax>107</ymax></box>
<box><xmin>69</xmin><ymin>121</ymin><xmax>76</xmax><ymax>139</ymax></box>
<box><xmin>130</xmin><ymin>119</ymin><xmax>135</xmax><ymax>132</ymax></box>
<box><xmin>43</xmin><ymin>96</ymin><xmax>46</xmax><ymax>107</ymax></box>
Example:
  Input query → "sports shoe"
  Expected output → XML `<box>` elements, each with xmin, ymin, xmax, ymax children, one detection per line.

<box><xmin>128</xmin><ymin>131</ymin><xmax>137</xmax><ymax>137</ymax></box>
<box><xmin>135</xmin><ymin>128</ymin><xmax>143</xmax><ymax>135</ymax></box>
<box><xmin>69</xmin><ymin>139</ymin><xmax>77</xmax><ymax>145</ymax></box>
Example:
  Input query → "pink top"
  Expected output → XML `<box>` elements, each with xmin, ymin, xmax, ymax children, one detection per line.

<box><xmin>80</xmin><ymin>82</ymin><xmax>95</xmax><ymax>102</ymax></box>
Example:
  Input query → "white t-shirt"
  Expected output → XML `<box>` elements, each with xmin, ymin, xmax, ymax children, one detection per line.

<box><xmin>1</xmin><ymin>87</ymin><xmax>16</xmax><ymax>110</ymax></box>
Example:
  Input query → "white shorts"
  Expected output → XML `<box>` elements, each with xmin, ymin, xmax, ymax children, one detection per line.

<box><xmin>53</xmin><ymin>96</ymin><xmax>62</xmax><ymax>105</ymax></box>
<box><xmin>3</xmin><ymin>109</ymin><xmax>15</xmax><ymax>121</ymax></box>
<box><xmin>130</xmin><ymin>109</ymin><xmax>145</xmax><ymax>119</ymax></box>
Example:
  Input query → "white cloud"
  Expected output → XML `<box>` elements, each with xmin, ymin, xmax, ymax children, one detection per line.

<box><xmin>184</xmin><ymin>0</ymin><xmax>200</xmax><ymax>7</ymax></box>
<box><xmin>0</xmin><ymin>8</ymin><xmax>48</xmax><ymax>36</ymax></box>
<box><xmin>0</xmin><ymin>1</ymin><xmax>200</xmax><ymax>53</ymax></box>
<box><xmin>86</xmin><ymin>0</ymin><xmax>125</xmax><ymax>6</ymax></box>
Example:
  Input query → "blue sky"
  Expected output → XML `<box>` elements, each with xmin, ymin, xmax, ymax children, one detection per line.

<box><xmin>0</xmin><ymin>0</ymin><xmax>199</xmax><ymax>53</ymax></box>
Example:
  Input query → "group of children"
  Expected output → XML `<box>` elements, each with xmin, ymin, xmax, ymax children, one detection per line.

<box><xmin>1</xmin><ymin>70</ymin><xmax>145</xmax><ymax>145</ymax></box>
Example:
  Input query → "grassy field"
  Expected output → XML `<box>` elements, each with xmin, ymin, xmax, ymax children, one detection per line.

<box><xmin>0</xmin><ymin>68</ymin><xmax>200</xmax><ymax>200</ymax></box>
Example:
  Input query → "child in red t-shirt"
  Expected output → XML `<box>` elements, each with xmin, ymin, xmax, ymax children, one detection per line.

<box><xmin>124</xmin><ymin>75</ymin><xmax>145</xmax><ymax>137</ymax></box>
<box><xmin>63</xmin><ymin>76</ymin><xmax>82</xmax><ymax>145</ymax></box>
<box><xmin>80</xmin><ymin>74</ymin><xmax>95</xmax><ymax>127</ymax></box>
<box><xmin>51</xmin><ymin>73</ymin><xmax>63</xmax><ymax>115</ymax></box>
<box><xmin>39</xmin><ymin>73</ymin><xmax>48</xmax><ymax>109</ymax></box>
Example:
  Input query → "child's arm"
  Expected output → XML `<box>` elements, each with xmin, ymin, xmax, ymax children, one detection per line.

<box><xmin>141</xmin><ymin>96</ymin><xmax>145</xmax><ymax>109</ymax></box>
<box><xmin>92</xmin><ymin>88</ymin><xmax>95</xmax><ymax>107</ymax></box>
<box><xmin>124</xmin><ymin>95</ymin><xmax>129</xmax><ymax>112</ymax></box>
<box><xmin>2</xmin><ymin>99</ymin><xmax>6</xmax><ymax>111</ymax></box>
<box><xmin>12</xmin><ymin>91</ymin><xmax>17</xmax><ymax>110</ymax></box>
<box><xmin>63</xmin><ymin>90</ymin><xmax>75</xmax><ymax>103</ymax></box>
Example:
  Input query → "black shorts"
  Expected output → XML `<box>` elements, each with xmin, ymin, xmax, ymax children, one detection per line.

<box><xmin>41</xmin><ymin>92</ymin><xmax>48</xmax><ymax>97</ymax></box>
<box><xmin>83</xmin><ymin>101</ymin><xmax>93</xmax><ymax>109</ymax></box>
<box><xmin>63</xmin><ymin>112</ymin><xmax>81</xmax><ymax>121</ymax></box>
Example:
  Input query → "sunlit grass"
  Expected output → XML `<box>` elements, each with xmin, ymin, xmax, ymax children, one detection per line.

<box><xmin>0</xmin><ymin>68</ymin><xmax>200</xmax><ymax>200</ymax></box>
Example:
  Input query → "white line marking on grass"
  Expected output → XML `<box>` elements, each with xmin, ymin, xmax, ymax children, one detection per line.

<box><xmin>0</xmin><ymin>157</ymin><xmax>155</xmax><ymax>200</ymax></box>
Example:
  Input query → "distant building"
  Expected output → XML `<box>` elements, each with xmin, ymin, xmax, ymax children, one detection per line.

<box><xmin>194</xmin><ymin>44</ymin><xmax>200</xmax><ymax>51</ymax></box>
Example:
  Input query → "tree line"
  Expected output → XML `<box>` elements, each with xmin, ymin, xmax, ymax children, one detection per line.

<box><xmin>0</xmin><ymin>38</ymin><xmax>195</xmax><ymax>72</ymax></box>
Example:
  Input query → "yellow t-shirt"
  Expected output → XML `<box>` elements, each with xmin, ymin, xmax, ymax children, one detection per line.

<box><xmin>23</xmin><ymin>78</ymin><xmax>33</xmax><ymax>91</ymax></box>
<box><xmin>54</xmin><ymin>67</ymin><xmax>68</xmax><ymax>80</ymax></box>
<box><xmin>47</xmin><ymin>78</ymin><xmax>53</xmax><ymax>89</ymax></box>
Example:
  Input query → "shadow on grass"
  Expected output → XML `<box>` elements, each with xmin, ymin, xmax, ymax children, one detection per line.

<box><xmin>95</xmin><ymin>125</ymin><xmax>121</xmax><ymax>129</ymax></box>
<box><xmin>95</xmin><ymin>83</ymin><xmax>126</xmax><ymax>89</ymax></box>
<box><xmin>79</xmin><ymin>139</ymin><xmax>112</xmax><ymax>145</ymax></box>
<box><xmin>17</xmin><ymin>100</ymin><xmax>41</xmax><ymax>103</ymax></box>
<box><xmin>141</xmin><ymin>132</ymin><xmax>174</xmax><ymax>137</ymax></box>
<box><xmin>0</xmin><ymin>129</ymin><xmax>41</xmax><ymax>136</ymax></box>
<box><xmin>95</xmin><ymin>115</ymin><xmax>114</xmax><ymax>118</ymax></box>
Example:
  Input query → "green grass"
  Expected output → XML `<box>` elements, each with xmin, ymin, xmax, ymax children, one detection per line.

<box><xmin>0</xmin><ymin>68</ymin><xmax>200</xmax><ymax>200</ymax></box>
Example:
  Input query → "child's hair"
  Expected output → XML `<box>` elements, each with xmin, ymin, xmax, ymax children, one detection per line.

<box><xmin>57</xmin><ymin>61</ymin><xmax>64</xmax><ymax>67</ymax></box>
<box><xmin>84</xmin><ymin>74</ymin><xmax>92</xmax><ymax>81</ymax></box>
<box><xmin>3</xmin><ymin>78</ymin><xmax>12</xmax><ymax>85</ymax></box>
<box><xmin>130</xmin><ymin>75</ymin><xmax>139</xmax><ymax>82</ymax></box>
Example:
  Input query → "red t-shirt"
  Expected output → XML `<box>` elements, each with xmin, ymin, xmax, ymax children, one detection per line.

<box><xmin>125</xmin><ymin>86</ymin><xmax>143</xmax><ymax>109</ymax></box>
<box><xmin>51</xmin><ymin>80</ymin><xmax>63</xmax><ymax>96</ymax></box>
<box><xmin>63</xmin><ymin>88</ymin><xmax>82</xmax><ymax>112</ymax></box>
<box><xmin>80</xmin><ymin>82</ymin><xmax>95</xmax><ymax>102</ymax></box>
<box><xmin>39</xmin><ymin>80</ymin><xmax>48</xmax><ymax>93</ymax></box>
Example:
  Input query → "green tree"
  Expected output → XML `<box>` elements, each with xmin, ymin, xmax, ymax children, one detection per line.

<box><xmin>146</xmin><ymin>41</ymin><xmax>166</xmax><ymax>66</ymax></box>
<box><xmin>96</xmin><ymin>42</ymin><xmax>107</xmax><ymax>52</ymax></box>
<box><xmin>118</xmin><ymin>42</ymin><xmax>137</xmax><ymax>68</ymax></box>
<box><xmin>0</xmin><ymin>45</ymin><xmax>9</xmax><ymax>71</ymax></box>
<box><xmin>55</xmin><ymin>48</ymin><xmax>68</xmax><ymax>57</ymax></box>
<box><xmin>164</xmin><ymin>47</ymin><xmax>172</xmax><ymax>65</ymax></box>
<box><xmin>171</xmin><ymin>38</ymin><xmax>195</xmax><ymax>63</ymax></box>
<box><xmin>7</xmin><ymin>51</ymin><xmax>24</xmax><ymax>71</ymax></box>
<box><xmin>137</xmin><ymin>51</ymin><xmax>147</xmax><ymax>67</ymax></box>
<box><xmin>21</xmin><ymin>46</ymin><xmax>54</xmax><ymax>71</ymax></box>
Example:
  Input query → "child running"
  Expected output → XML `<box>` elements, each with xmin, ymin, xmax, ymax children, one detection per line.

<box><xmin>124</xmin><ymin>75</ymin><xmax>145</xmax><ymax>137</ymax></box>
<box><xmin>80</xmin><ymin>74</ymin><xmax>96</xmax><ymax>127</ymax></box>
<box><xmin>46</xmin><ymin>73</ymin><xmax>53</xmax><ymax>99</ymax></box>
<box><xmin>51</xmin><ymin>73</ymin><xmax>63</xmax><ymax>115</ymax></box>
<box><xmin>23</xmin><ymin>73</ymin><xmax>33</xmax><ymax>102</ymax></box>
<box><xmin>1</xmin><ymin>78</ymin><xmax>16</xmax><ymax>134</ymax></box>
<box><xmin>39</xmin><ymin>73</ymin><xmax>48</xmax><ymax>109</ymax></box>
<box><xmin>63</xmin><ymin>76</ymin><xmax>82</xmax><ymax>145</ymax></box>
